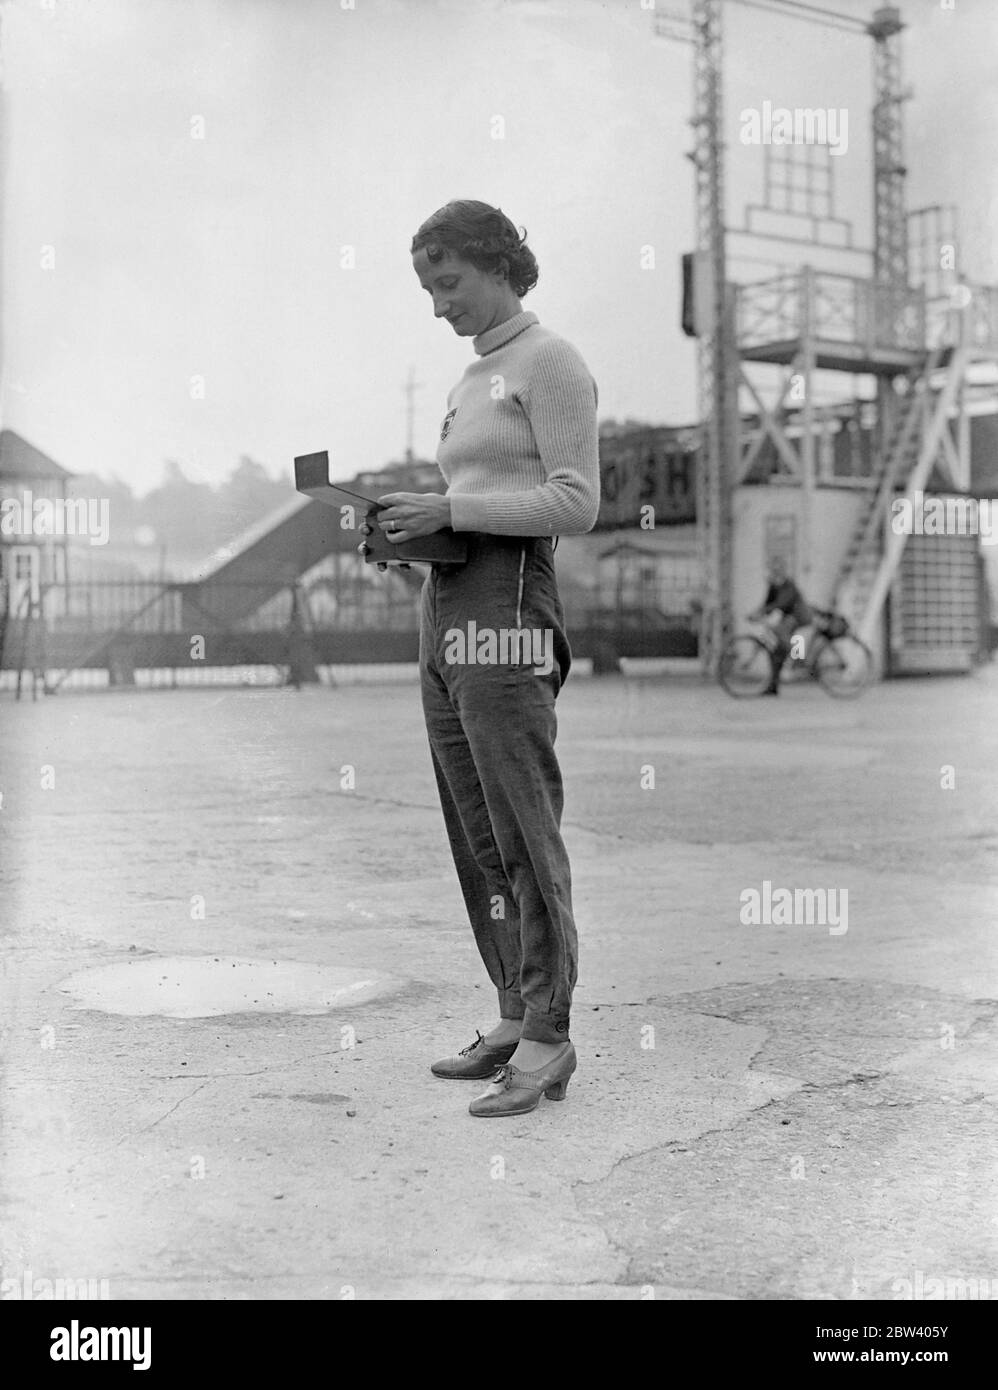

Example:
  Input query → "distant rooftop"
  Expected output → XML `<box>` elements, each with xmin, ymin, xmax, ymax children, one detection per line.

<box><xmin>0</xmin><ymin>429</ymin><xmax>72</xmax><ymax>481</ymax></box>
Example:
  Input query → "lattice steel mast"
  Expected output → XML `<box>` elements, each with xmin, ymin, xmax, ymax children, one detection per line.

<box><xmin>870</xmin><ymin>5</ymin><xmax>908</xmax><ymax>291</ymax></box>
<box><xmin>690</xmin><ymin>0</ymin><xmax>736</xmax><ymax>675</ymax></box>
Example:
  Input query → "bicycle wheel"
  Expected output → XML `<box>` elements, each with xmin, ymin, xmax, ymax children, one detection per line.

<box><xmin>814</xmin><ymin>634</ymin><xmax>873</xmax><ymax>698</ymax></box>
<box><xmin>718</xmin><ymin>636</ymin><xmax>772</xmax><ymax>697</ymax></box>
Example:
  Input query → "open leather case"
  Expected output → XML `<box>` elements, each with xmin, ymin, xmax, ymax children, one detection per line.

<box><xmin>294</xmin><ymin>450</ymin><xmax>468</xmax><ymax>565</ymax></box>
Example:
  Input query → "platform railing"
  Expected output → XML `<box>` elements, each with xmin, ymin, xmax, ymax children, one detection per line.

<box><xmin>735</xmin><ymin>272</ymin><xmax>801</xmax><ymax>348</ymax></box>
<box><xmin>735</xmin><ymin>269</ymin><xmax>928</xmax><ymax>354</ymax></box>
<box><xmin>922</xmin><ymin>284</ymin><xmax>998</xmax><ymax>353</ymax></box>
<box><xmin>963</xmin><ymin>284</ymin><xmax>998</xmax><ymax>352</ymax></box>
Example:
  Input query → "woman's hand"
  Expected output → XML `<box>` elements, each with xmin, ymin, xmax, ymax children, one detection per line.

<box><xmin>374</xmin><ymin>492</ymin><xmax>452</xmax><ymax>544</ymax></box>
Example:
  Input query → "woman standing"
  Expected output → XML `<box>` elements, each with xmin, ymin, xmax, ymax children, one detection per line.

<box><xmin>373</xmin><ymin>200</ymin><xmax>599</xmax><ymax>1117</ymax></box>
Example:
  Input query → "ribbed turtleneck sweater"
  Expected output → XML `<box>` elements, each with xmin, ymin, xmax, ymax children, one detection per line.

<box><xmin>435</xmin><ymin>310</ymin><xmax>600</xmax><ymax>537</ymax></box>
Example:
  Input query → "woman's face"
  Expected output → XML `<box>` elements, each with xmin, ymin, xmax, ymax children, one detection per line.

<box><xmin>412</xmin><ymin>247</ymin><xmax>512</xmax><ymax>337</ymax></box>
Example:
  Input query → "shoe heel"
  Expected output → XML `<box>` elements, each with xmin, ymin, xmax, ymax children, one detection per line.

<box><xmin>545</xmin><ymin>1079</ymin><xmax>569</xmax><ymax>1101</ymax></box>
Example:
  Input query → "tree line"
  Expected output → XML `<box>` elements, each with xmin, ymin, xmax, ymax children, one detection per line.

<box><xmin>70</xmin><ymin>456</ymin><xmax>296</xmax><ymax>559</ymax></box>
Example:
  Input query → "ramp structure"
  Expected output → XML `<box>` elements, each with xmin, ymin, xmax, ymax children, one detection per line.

<box><xmin>182</xmin><ymin>474</ymin><xmax>424</xmax><ymax>633</ymax></box>
<box><xmin>1</xmin><ymin>465</ymin><xmax>431</xmax><ymax>694</ymax></box>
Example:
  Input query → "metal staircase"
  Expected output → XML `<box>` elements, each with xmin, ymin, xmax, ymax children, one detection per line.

<box><xmin>833</xmin><ymin>345</ymin><xmax>969</xmax><ymax>645</ymax></box>
<box><xmin>833</xmin><ymin>347</ymin><xmax>943</xmax><ymax>609</ymax></box>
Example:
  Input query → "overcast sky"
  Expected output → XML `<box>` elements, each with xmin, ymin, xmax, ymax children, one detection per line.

<box><xmin>2</xmin><ymin>0</ymin><xmax>996</xmax><ymax>494</ymax></box>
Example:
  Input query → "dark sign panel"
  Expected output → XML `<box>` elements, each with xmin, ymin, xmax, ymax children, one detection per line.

<box><xmin>595</xmin><ymin>427</ymin><xmax>698</xmax><ymax>530</ymax></box>
<box><xmin>970</xmin><ymin>414</ymin><xmax>998</xmax><ymax>496</ymax></box>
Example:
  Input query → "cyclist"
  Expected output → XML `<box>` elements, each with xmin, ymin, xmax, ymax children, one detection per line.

<box><xmin>747</xmin><ymin>555</ymin><xmax>813</xmax><ymax>695</ymax></box>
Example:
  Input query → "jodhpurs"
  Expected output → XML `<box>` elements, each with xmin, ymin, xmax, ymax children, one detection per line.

<box><xmin>418</xmin><ymin>533</ymin><xmax>577</xmax><ymax>1044</ymax></box>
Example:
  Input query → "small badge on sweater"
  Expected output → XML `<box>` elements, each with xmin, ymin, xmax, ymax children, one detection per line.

<box><xmin>440</xmin><ymin>408</ymin><xmax>458</xmax><ymax>441</ymax></box>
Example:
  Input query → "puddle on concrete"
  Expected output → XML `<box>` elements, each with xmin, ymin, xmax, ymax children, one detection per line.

<box><xmin>56</xmin><ymin>956</ymin><xmax>386</xmax><ymax>1019</ymax></box>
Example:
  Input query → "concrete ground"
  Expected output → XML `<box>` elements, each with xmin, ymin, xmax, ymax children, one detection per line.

<box><xmin>1</xmin><ymin>660</ymin><xmax>996</xmax><ymax>1301</ymax></box>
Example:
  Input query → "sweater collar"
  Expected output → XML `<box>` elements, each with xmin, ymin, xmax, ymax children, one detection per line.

<box><xmin>472</xmin><ymin>310</ymin><xmax>538</xmax><ymax>356</ymax></box>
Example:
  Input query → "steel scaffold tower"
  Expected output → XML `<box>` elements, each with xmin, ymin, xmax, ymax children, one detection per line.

<box><xmin>844</xmin><ymin>5</ymin><xmax>981</xmax><ymax>654</ymax></box>
<box><xmin>658</xmin><ymin>0</ymin><xmax>995</xmax><ymax>673</ymax></box>
<box><xmin>870</xmin><ymin>5</ymin><xmax>908</xmax><ymax>292</ymax></box>
<box><xmin>868</xmin><ymin>3</ymin><xmax>910</xmax><ymax>527</ymax></box>
<box><xmin>690</xmin><ymin>0</ymin><xmax>736</xmax><ymax>675</ymax></box>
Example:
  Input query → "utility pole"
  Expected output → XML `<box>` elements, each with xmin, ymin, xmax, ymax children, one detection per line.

<box><xmin>403</xmin><ymin>364</ymin><xmax>421</xmax><ymax>465</ymax></box>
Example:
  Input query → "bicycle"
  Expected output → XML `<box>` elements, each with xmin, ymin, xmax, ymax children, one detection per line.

<box><xmin>718</xmin><ymin>607</ymin><xmax>874</xmax><ymax>699</ymax></box>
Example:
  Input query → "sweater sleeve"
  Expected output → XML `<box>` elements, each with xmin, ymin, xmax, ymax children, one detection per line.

<box><xmin>447</xmin><ymin>338</ymin><xmax>601</xmax><ymax>537</ymax></box>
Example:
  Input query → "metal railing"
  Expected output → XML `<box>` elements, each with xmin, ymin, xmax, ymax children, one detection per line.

<box><xmin>735</xmin><ymin>269</ymin><xmax>928</xmax><ymax>353</ymax></box>
<box><xmin>925</xmin><ymin>284</ymin><xmax>998</xmax><ymax>352</ymax></box>
<box><xmin>6</xmin><ymin>578</ymin><xmax>420</xmax><ymax>636</ymax></box>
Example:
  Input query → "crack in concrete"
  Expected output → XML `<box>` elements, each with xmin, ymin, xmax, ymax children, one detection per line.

<box><xmin>125</xmin><ymin>1080</ymin><xmax>213</xmax><ymax>1141</ymax></box>
<box><xmin>58</xmin><ymin>1079</ymin><xmax>218</xmax><ymax>1177</ymax></box>
<box><xmin>331</xmin><ymin>792</ymin><xmax>439</xmax><ymax>815</ymax></box>
<box><xmin>799</xmin><ymin>1071</ymin><xmax>885</xmax><ymax>1091</ymax></box>
<box><xmin>570</xmin><ymin>981</ymin><xmax>998</xmax><ymax>1291</ymax></box>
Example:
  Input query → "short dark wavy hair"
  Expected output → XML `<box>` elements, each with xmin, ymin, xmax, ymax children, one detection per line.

<box><xmin>410</xmin><ymin>200</ymin><xmax>539</xmax><ymax>298</ymax></box>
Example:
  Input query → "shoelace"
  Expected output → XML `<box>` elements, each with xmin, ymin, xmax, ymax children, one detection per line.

<box><xmin>491</xmin><ymin>1055</ymin><xmax>567</xmax><ymax>1089</ymax></box>
<box><xmin>459</xmin><ymin>1031</ymin><xmax>486</xmax><ymax>1057</ymax></box>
